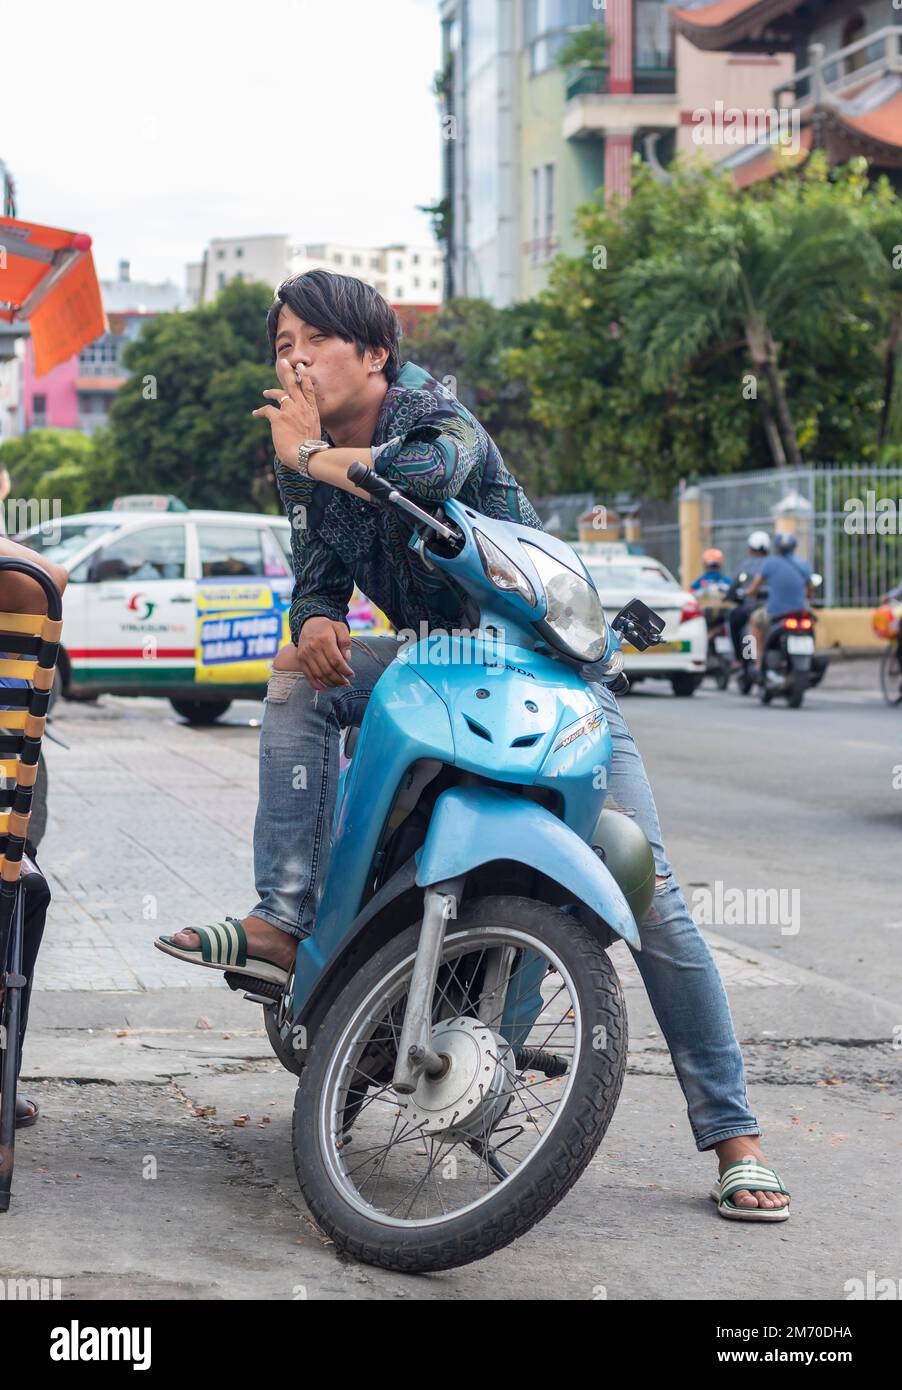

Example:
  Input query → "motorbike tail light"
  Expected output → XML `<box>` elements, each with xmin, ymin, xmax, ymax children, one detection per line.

<box><xmin>680</xmin><ymin>599</ymin><xmax>702</xmax><ymax>624</ymax></box>
<box><xmin>800</xmin><ymin>617</ymin><xmax>813</xmax><ymax>630</ymax></box>
<box><xmin>784</xmin><ymin>617</ymin><xmax>799</xmax><ymax>629</ymax></box>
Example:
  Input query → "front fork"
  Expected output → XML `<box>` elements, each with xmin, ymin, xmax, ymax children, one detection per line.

<box><xmin>392</xmin><ymin>876</ymin><xmax>465</xmax><ymax>1094</ymax></box>
<box><xmin>391</xmin><ymin>879</ymin><xmax>545</xmax><ymax>1093</ymax></box>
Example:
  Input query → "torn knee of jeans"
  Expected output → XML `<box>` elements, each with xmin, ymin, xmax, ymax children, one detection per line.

<box><xmin>654</xmin><ymin>872</ymin><xmax>672</xmax><ymax>895</ymax></box>
<box><xmin>266</xmin><ymin>669</ymin><xmax>304</xmax><ymax>703</ymax></box>
<box><xmin>603</xmin><ymin>795</ymin><xmax>636</xmax><ymax>818</ymax></box>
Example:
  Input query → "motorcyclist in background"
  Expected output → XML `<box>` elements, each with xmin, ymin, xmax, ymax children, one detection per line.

<box><xmin>728</xmin><ymin>532</ymin><xmax>771</xmax><ymax>666</ymax></box>
<box><xmin>690</xmin><ymin>548</ymin><xmax>730</xmax><ymax>594</ymax></box>
<box><xmin>745</xmin><ymin>533</ymin><xmax>813</xmax><ymax>680</ymax></box>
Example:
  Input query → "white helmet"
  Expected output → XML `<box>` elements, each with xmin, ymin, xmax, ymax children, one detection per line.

<box><xmin>748</xmin><ymin>530</ymin><xmax>770</xmax><ymax>552</ymax></box>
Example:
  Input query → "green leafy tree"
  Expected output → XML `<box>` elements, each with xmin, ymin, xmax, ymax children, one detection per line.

<box><xmin>107</xmin><ymin>279</ymin><xmax>279</xmax><ymax>511</ymax></box>
<box><xmin>504</xmin><ymin>154</ymin><xmax>897</xmax><ymax>493</ymax></box>
<box><xmin>0</xmin><ymin>428</ymin><xmax>116</xmax><ymax>516</ymax></box>
<box><xmin>403</xmin><ymin>298</ymin><xmax>556</xmax><ymax>495</ymax></box>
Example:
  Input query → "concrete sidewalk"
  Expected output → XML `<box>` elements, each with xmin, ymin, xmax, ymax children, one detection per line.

<box><xmin>5</xmin><ymin>691</ymin><xmax>899</xmax><ymax>1300</ymax></box>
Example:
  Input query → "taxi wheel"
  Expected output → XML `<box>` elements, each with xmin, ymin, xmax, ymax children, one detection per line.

<box><xmin>671</xmin><ymin>674</ymin><xmax>702</xmax><ymax>698</ymax></box>
<box><xmin>169</xmin><ymin>698</ymin><xmax>232</xmax><ymax>725</ymax></box>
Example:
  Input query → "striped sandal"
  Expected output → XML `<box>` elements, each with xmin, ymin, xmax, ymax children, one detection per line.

<box><xmin>154</xmin><ymin>918</ymin><xmax>289</xmax><ymax>986</ymax></box>
<box><xmin>711</xmin><ymin>1158</ymin><xmax>791</xmax><ymax>1222</ymax></box>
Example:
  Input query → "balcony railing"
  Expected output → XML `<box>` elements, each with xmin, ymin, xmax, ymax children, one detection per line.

<box><xmin>635</xmin><ymin>64</ymin><xmax>676</xmax><ymax>94</ymax></box>
<box><xmin>774</xmin><ymin>24</ymin><xmax>902</xmax><ymax>109</ymax></box>
<box><xmin>565</xmin><ymin>60</ymin><xmax>676</xmax><ymax>101</ymax></box>
<box><xmin>566</xmin><ymin>66</ymin><xmax>607</xmax><ymax>99</ymax></box>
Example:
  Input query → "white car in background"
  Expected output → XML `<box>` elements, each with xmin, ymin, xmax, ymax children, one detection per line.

<box><xmin>573</xmin><ymin>543</ymin><xmax>707</xmax><ymax>697</ymax></box>
<box><xmin>15</xmin><ymin>498</ymin><xmax>391</xmax><ymax>723</ymax></box>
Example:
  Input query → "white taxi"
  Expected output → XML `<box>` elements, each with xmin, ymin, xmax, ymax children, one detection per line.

<box><xmin>17</xmin><ymin>497</ymin><xmax>391</xmax><ymax>723</ymax></box>
<box><xmin>573</xmin><ymin>543</ymin><xmax>707</xmax><ymax>696</ymax></box>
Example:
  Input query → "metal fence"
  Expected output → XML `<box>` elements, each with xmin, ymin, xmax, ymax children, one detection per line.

<box><xmin>637</xmin><ymin>496</ymin><xmax>682</xmax><ymax>581</ymax></box>
<box><xmin>632</xmin><ymin>466</ymin><xmax>902</xmax><ymax>606</ymax></box>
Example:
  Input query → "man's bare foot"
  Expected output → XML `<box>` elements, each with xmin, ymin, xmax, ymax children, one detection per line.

<box><xmin>714</xmin><ymin>1136</ymin><xmax>790</xmax><ymax>1211</ymax></box>
<box><xmin>166</xmin><ymin>916</ymin><xmax>295</xmax><ymax>972</ymax></box>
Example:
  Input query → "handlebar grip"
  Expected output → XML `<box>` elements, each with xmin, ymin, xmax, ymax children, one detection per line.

<box><xmin>346</xmin><ymin>462</ymin><xmax>396</xmax><ymax>502</ymax></box>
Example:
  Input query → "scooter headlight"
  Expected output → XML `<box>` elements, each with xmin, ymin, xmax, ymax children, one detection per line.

<box><xmin>521</xmin><ymin>543</ymin><xmax>609</xmax><ymax>663</ymax></box>
<box><xmin>473</xmin><ymin>530</ymin><xmax>537</xmax><ymax>607</ymax></box>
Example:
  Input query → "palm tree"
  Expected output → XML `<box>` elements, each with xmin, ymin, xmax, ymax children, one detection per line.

<box><xmin>621</xmin><ymin>174</ymin><xmax>886</xmax><ymax>468</ymax></box>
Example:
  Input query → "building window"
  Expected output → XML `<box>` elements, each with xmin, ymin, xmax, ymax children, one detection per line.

<box><xmin>525</xmin><ymin>0</ymin><xmax>598</xmax><ymax>76</ymax></box>
<box><xmin>842</xmin><ymin>13</ymin><xmax>866</xmax><ymax>73</ymax></box>
<box><xmin>529</xmin><ymin>164</ymin><xmax>557</xmax><ymax>265</ymax></box>
<box><xmin>531</xmin><ymin>167</ymin><xmax>541</xmax><ymax>250</ymax></box>
<box><xmin>635</xmin><ymin>1</ymin><xmax>674</xmax><ymax>70</ymax></box>
<box><xmin>216</xmin><ymin>249</ymin><xmax>225</xmax><ymax>260</ymax></box>
<box><xmin>395</xmin><ymin>287</ymin><xmax>403</xmax><ymax>298</ymax></box>
<box><xmin>235</xmin><ymin>246</ymin><xmax>244</xmax><ymax>258</ymax></box>
<box><xmin>544</xmin><ymin>162</ymin><xmax>556</xmax><ymax>243</ymax></box>
<box><xmin>32</xmin><ymin>393</ymin><xmax>47</xmax><ymax>426</ymax></box>
<box><xmin>431</xmin><ymin>279</ymin><xmax>438</xmax><ymax>290</ymax></box>
<box><xmin>395</xmin><ymin>258</ymin><xmax>403</xmax><ymax>270</ymax></box>
<box><xmin>352</xmin><ymin>254</ymin><xmax>361</xmax><ymax>267</ymax></box>
<box><xmin>334</xmin><ymin>252</ymin><xmax>343</xmax><ymax>264</ymax></box>
<box><xmin>217</xmin><ymin>272</ymin><xmax>226</xmax><ymax>289</ymax></box>
<box><xmin>370</xmin><ymin>256</ymin><xmax>381</xmax><ymax>268</ymax></box>
<box><xmin>412</xmin><ymin>253</ymin><xmax>420</xmax><ymax>265</ymax></box>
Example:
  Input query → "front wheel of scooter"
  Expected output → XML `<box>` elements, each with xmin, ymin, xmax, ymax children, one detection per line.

<box><xmin>291</xmin><ymin>896</ymin><xmax>627</xmax><ymax>1273</ymax></box>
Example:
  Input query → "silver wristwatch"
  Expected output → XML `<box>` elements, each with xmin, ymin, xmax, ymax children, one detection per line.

<box><xmin>297</xmin><ymin>439</ymin><xmax>329</xmax><ymax>477</ymax></box>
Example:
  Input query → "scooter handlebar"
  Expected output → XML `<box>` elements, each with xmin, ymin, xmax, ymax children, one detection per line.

<box><xmin>347</xmin><ymin>461</ymin><xmax>396</xmax><ymax>503</ymax></box>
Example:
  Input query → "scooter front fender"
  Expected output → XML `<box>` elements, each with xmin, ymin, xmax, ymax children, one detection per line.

<box><xmin>415</xmin><ymin>785</ymin><xmax>640</xmax><ymax>950</ymax></box>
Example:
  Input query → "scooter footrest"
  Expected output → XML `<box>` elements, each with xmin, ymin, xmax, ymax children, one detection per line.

<box><xmin>223</xmin><ymin>971</ymin><xmax>283</xmax><ymax>1002</ymax></box>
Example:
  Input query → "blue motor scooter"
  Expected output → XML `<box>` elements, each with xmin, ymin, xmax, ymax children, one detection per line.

<box><xmin>242</xmin><ymin>463</ymin><xmax>663</xmax><ymax>1273</ymax></box>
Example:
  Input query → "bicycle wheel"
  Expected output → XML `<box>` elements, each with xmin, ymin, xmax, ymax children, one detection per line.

<box><xmin>881</xmin><ymin>646</ymin><xmax>902</xmax><ymax>706</ymax></box>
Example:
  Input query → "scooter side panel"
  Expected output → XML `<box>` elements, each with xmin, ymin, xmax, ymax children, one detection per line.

<box><xmin>291</xmin><ymin>662</ymin><xmax>454</xmax><ymax>1009</ymax></box>
<box><xmin>408</xmin><ymin>640</ymin><xmax>613</xmax><ymax>842</ymax></box>
<box><xmin>415</xmin><ymin>784</ymin><xmax>640</xmax><ymax>949</ymax></box>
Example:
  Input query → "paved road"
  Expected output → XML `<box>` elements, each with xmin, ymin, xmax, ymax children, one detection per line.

<box><xmin>8</xmin><ymin>660</ymin><xmax>901</xmax><ymax>1300</ymax></box>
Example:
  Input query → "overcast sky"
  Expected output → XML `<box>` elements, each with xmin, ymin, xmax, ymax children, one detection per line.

<box><xmin>5</xmin><ymin>0</ymin><xmax>442</xmax><ymax>286</ymax></box>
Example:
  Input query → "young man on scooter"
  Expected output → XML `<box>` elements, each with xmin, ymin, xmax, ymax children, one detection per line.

<box><xmin>157</xmin><ymin>271</ymin><xmax>790</xmax><ymax>1220</ymax></box>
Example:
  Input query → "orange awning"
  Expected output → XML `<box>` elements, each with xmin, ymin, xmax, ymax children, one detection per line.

<box><xmin>0</xmin><ymin>216</ymin><xmax>107</xmax><ymax>377</ymax></box>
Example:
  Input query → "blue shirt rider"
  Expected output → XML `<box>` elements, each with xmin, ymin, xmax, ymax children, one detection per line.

<box><xmin>691</xmin><ymin>549</ymin><xmax>731</xmax><ymax>593</ymax></box>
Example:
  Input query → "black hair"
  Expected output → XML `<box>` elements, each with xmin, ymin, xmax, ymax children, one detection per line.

<box><xmin>266</xmin><ymin>269</ymin><xmax>403</xmax><ymax>382</ymax></box>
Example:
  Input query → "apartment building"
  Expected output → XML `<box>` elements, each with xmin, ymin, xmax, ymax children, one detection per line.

<box><xmin>439</xmin><ymin>0</ymin><xmax>790</xmax><ymax>304</ymax></box>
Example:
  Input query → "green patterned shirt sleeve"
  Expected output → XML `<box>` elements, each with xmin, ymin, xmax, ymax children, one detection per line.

<box><xmin>370</xmin><ymin>400</ymin><xmax>480</xmax><ymax>502</ymax></box>
<box><xmin>275</xmin><ymin>457</ymin><xmax>354</xmax><ymax>643</ymax></box>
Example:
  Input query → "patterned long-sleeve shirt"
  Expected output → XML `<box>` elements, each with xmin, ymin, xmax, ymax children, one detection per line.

<box><xmin>275</xmin><ymin>360</ymin><xmax>544</xmax><ymax>643</ymax></box>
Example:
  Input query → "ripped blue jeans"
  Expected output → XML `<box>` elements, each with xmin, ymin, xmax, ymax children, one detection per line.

<box><xmin>252</xmin><ymin>636</ymin><xmax>759</xmax><ymax>1152</ymax></box>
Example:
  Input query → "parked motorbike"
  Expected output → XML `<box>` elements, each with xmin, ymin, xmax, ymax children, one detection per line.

<box><xmin>228</xmin><ymin>464</ymin><xmax>663</xmax><ymax>1273</ymax></box>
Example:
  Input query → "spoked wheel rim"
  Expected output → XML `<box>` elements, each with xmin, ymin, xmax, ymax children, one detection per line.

<box><xmin>318</xmin><ymin>926</ymin><xmax>582</xmax><ymax>1229</ymax></box>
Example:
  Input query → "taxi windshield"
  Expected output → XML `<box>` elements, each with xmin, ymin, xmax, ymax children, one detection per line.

<box><xmin>17</xmin><ymin>521</ymin><xmax>119</xmax><ymax>565</ymax></box>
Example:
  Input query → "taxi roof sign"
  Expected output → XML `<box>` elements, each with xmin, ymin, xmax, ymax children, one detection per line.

<box><xmin>109</xmin><ymin>495</ymin><xmax>188</xmax><ymax>513</ymax></box>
